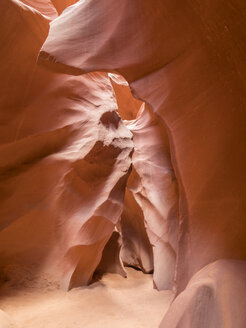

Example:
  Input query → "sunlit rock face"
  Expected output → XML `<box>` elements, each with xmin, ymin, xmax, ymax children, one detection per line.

<box><xmin>109</xmin><ymin>74</ymin><xmax>179</xmax><ymax>290</ymax></box>
<box><xmin>1</xmin><ymin>0</ymin><xmax>246</xmax><ymax>327</ymax></box>
<box><xmin>124</xmin><ymin>104</ymin><xmax>179</xmax><ymax>291</ymax></box>
<box><xmin>19</xmin><ymin>0</ymin><xmax>78</xmax><ymax>17</ymax></box>
<box><xmin>0</xmin><ymin>0</ymin><xmax>133</xmax><ymax>292</ymax></box>
<box><xmin>41</xmin><ymin>0</ymin><xmax>246</xmax><ymax>326</ymax></box>
<box><xmin>19</xmin><ymin>0</ymin><xmax>58</xmax><ymax>19</ymax></box>
<box><xmin>42</xmin><ymin>0</ymin><xmax>246</xmax><ymax>290</ymax></box>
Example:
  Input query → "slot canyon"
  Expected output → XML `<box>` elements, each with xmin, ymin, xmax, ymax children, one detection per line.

<box><xmin>0</xmin><ymin>0</ymin><xmax>246</xmax><ymax>327</ymax></box>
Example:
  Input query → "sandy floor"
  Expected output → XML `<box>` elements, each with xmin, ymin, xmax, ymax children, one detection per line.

<box><xmin>0</xmin><ymin>268</ymin><xmax>173</xmax><ymax>328</ymax></box>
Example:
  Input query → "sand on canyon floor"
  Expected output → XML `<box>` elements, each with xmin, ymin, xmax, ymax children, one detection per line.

<box><xmin>0</xmin><ymin>267</ymin><xmax>173</xmax><ymax>328</ymax></box>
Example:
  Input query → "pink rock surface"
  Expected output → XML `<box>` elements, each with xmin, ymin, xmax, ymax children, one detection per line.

<box><xmin>110</xmin><ymin>75</ymin><xmax>179</xmax><ymax>289</ymax></box>
<box><xmin>120</xmin><ymin>187</ymin><xmax>154</xmax><ymax>274</ymax></box>
<box><xmin>19</xmin><ymin>0</ymin><xmax>58</xmax><ymax>19</ymax></box>
<box><xmin>1</xmin><ymin>0</ymin><xmax>246</xmax><ymax>327</ymax></box>
<box><xmin>160</xmin><ymin>260</ymin><xmax>246</xmax><ymax>328</ymax></box>
<box><xmin>0</xmin><ymin>68</ymin><xmax>133</xmax><ymax>290</ymax></box>
<box><xmin>41</xmin><ymin>0</ymin><xmax>246</xmax><ymax>293</ymax></box>
<box><xmin>0</xmin><ymin>0</ymin><xmax>133</xmax><ymax>291</ymax></box>
<box><xmin>125</xmin><ymin>104</ymin><xmax>179</xmax><ymax>290</ymax></box>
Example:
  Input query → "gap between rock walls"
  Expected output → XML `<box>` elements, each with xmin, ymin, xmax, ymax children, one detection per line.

<box><xmin>2</xmin><ymin>1</ymin><xmax>246</xmax><ymax>327</ymax></box>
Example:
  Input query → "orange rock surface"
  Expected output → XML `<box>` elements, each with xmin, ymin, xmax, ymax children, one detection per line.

<box><xmin>1</xmin><ymin>0</ymin><xmax>246</xmax><ymax>327</ymax></box>
<box><xmin>0</xmin><ymin>0</ymin><xmax>133</xmax><ymax>293</ymax></box>
<box><xmin>160</xmin><ymin>260</ymin><xmax>246</xmax><ymax>328</ymax></box>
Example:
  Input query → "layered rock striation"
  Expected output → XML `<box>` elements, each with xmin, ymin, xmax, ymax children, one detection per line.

<box><xmin>1</xmin><ymin>0</ymin><xmax>246</xmax><ymax>327</ymax></box>
<box><xmin>0</xmin><ymin>0</ymin><xmax>133</xmax><ymax>292</ymax></box>
<box><xmin>40</xmin><ymin>0</ymin><xmax>246</xmax><ymax>326</ymax></box>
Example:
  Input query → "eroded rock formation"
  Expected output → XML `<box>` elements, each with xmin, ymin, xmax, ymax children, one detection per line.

<box><xmin>40</xmin><ymin>0</ymin><xmax>246</xmax><ymax>326</ymax></box>
<box><xmin>0</xmin><ymin>0</ymin><xmax>133</xmax><ymax>293</ymax></box>
<box><xmin>110</xmin><ymin>74</ymin><xmax>179</xmax><ymax>290</ymax></box>
<box><xmin>125</xmin><ymin>104</ymin><xmax>179</xmax><ymax>291</ymax></box>
<box><xmin>1</xmin><ymin>0</ymin><xmax>246</xmax><ymax>327</ymax></box>
<box><xmin>42</xmin><ymin>0</ymin><xmax>246</xmax><ymax>285</ymax></box>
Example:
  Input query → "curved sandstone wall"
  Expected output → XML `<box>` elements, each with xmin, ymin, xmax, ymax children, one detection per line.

<box><xmin>1</xmin><ymin>1</ymin><xmax>246</xmax><ymax>327</ymax></box>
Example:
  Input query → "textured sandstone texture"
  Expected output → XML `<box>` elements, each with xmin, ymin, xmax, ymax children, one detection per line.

<box><xmin>125</xmin><ymin>104</ymin><xmax>179</xmax><ymax>290</ymax></box>
<box><xmin>1</xmin><ymin>0</ymin><xmax>246</xmax><ymax>327</ymax></box>
<box><xmin>40</xmin><ymin>0</ymin><xmax>246</xmax><ymax>326</ymax></box>
<box><xmin>0</xmin><ymin>0</ymin><xmax>133</xmax><ymax>291</ymax></box>
<box><xmin>19</xmin><ymin>0</ymin><xmax>58</xmax><ymax>18</ymax></box>
<box><xmin>120</xmin><ymin>184</ymin><xmax>154</xmax><ymax>275</ymax></box>
<box><xmin>110</xmin><ymin>73</ymin><xmax>179</xmax><ymax>290</ymax></box>
<box><xmin>42</xmin><ymin>0</ymin><xmax>246</xmax><ymax>286</ymax></box>
<box><xmin>160</xmin><ymin>260</ymin><xmax>246</xmax><ymax>328</ymax></box>
<box><xmin>19</xmin><ymin>0</ymin><xmax>78</xmax><ymax>17</ymax></box>
<box><xmin>109</xmin><ymin>74</ymin><xmax>179</xmax><ymax>290</ymax></box>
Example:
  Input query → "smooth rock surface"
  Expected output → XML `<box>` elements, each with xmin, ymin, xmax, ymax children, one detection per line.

<box><xmin>125</xmin><ymin>104</ymin><xmax>179</xmax><ymax>290</ymax></box>
<box><xmin>19</xmin><ymin>0</ymin><xmax>58</xmax><ymax>18</ymax></box>
<box><xmin>160</xmin><ymin>260</ymin><xmax>246</xmax><ymax>328</ymax></box>
<box><xmin>1</xmin><ymin>1</ymin><xmax>246</xmax><ymax>327</ymax></box>
<box><xmin>0</xmin><ymin>310</ymin><xmax>14</xmax><ymax>328</ymax></box>
<box><xmin>42</xmin><ymin>0</ymin><xmax>246</xmax><ymax>294</ymax></box>
<box><xmin>110</xmin><ymin>75</ymin><xmax>179</xmax><ymax>290</ymax></box>
<box><xmin>0</xmin><ymin>0</ymin><xmax>133</xmax><ymax>291</ymax></box>
<box><xmin>0</xmin><ymin>0</ymin><xmax>49</xmax><ymax>144</ymax></box>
